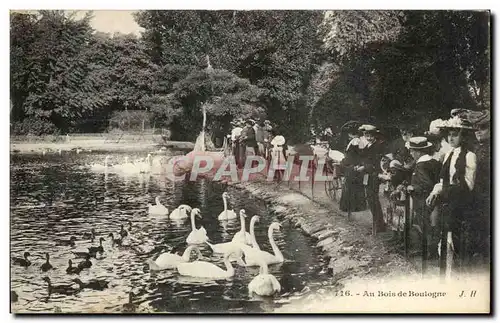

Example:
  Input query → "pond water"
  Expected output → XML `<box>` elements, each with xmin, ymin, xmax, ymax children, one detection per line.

<box><xmin>10</xmin><ymin>152</ymin><xmax>330</xmax><ymax>313</ymax></box>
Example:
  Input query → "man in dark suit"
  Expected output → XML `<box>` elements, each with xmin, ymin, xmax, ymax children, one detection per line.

<box><xmin>355</xmin><ymin>124</ymin><xmax>386</xmax><ymax>234</ymax></box>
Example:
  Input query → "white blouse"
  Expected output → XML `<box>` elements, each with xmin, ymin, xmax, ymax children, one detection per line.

<box><xmin>431</xmin><ymin>147</ymin><xmax>477</xmax><ymax>195</ymax></box>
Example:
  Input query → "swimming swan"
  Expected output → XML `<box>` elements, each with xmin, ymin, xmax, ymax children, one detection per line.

<box><xmin>169</xmin><ymin>204</ymin><xmax>192</xmax><ymax>220</ymax></box>
<box><xmin>231</xmin><ymin>209</ymin><xmax>253</xmax><ymax>245</ymax></box>
<box><xmin>217</xmin><ymin>192</ymin><xmax>237</xmax><ymax>220</ymax></box>
<box><xmin>248</xmin><ymin>259</ymin><xmax>281</xmax><ymax>297</ymax></box>
<box><xmin>147</xmin><ymin>245</ymin><xmax>202</xmax><ymax>271</ymax></box>
<box><xmin>240</xmin><ymin>222</ymin><xmax>284</xmax><ymax>267</ymax></box>
<box><xmin>177</xmin><ymin>251</ymin><xmax>238</xmax><ymax>279</ymax></box>
<box><xmin>186</xmin><ymin>208</ymin><xmax>208</xmax><ymax>245</ymax></box>
<box><xmin>148</xmin><ymin>196</ymin><xmax>168</xmax><ymax>216</ymax></box>
<box><xmin>90</xmin><ymin>156</ymin><xmax>111</xmax><ymax>172</ymax></box>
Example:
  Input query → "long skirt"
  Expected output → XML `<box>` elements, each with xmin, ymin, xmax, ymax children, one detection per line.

<box><xmin>339</xmin><ymin>167</ymin><xmax>368</xmax><ymax>212</ymax></box>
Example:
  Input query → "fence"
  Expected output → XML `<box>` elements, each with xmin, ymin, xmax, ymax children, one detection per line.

<box><xmin>277</xmin><ymin>148</ymin><xmax>457</xmax><ymax>280</ymax></box>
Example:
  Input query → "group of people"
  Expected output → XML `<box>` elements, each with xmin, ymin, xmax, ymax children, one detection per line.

<box><xmin>338</xmin><ymin>109</ymin><xmax>490</xmax><ymax>270</ymax></box>
<box><xmin>227</xmin><ymin>118</ymin><xmax>288</xmax><ymax>181</ymax></box>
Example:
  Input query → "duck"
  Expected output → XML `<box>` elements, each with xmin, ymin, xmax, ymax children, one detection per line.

<box><xmin>248</xmin><ymin>258</ymin><xmax>281</xmax><ymax>297</ymax></box>
<box><xmin>77</xmin><ymin>255</ymin><xmax>92</xmax><ymax>270</ymax></box>
<box><xmin>169</xmin><ymin>204</ymin><xmax>192</xmax><ymax>220</ymax></box>
<box><xmin>40</xmin><ymin>253</ymin><xmax>54</xmax><ymax>272</ymax></box>
<box><xmin>12</xmin><ymin>252</ymin><xmax>31</xmax><ymax>267</ymax></box>
<box><xmin>240</xmin><ymin>222</ymin><xmax>285</xmax><ymax>267</ymax></box>
<box><xmin>217</xmin><ymin>192</ymin><xmax>237</xmax><ymax>220</ymax></box>
<box><xmin>66</xmin><ymin>259</ymin><xmax>82</xmax><ymax>275</ymax></box>
<box><xmin>146</xmin><ymin>245</ymin><xmax>202</xmax><ymax>271</ymax></box>
<box><xmin>11</xmin><ymin>291</ymin><xmax>18</xmax><ymax>303</ymax></box>
<box><xmin>122</xmin><ymin>291</ymin><xmax>137</xmax><ymax>313</ymax></box>
<box><xmin>82</xmin><ymin>229</ymin><xmax>96</xmax><ymax>242</ymax></box>
<box><xmin>186</xmin><ymin>208</ymin><xmax>208</xmax><ymax>245</ymax></box>
<box><xmin>57</xmin><ymin>236</ymin><xmax>77</xmax><ymax>247</ymax></box>
<box><xmin>231</xmin><ymin>209</ymin><xmax>253</xmax><ymax>245</ymax></box>
<box><xmin>88</xmin><ymin>237</ymin><xmax>105</xmax><ymax>254</ymax></box>
<box><xmin>148</xmin><ymin>196</ymin><xmax>169</xmax><ymax>216</ymax></box>
<box><xmin>72</xmin><ymin>278</ymin><xmax>109</xmax><ymax>291</ymax></box>
<box><xmin>72</xmin><ymin>250</ymin><xmax>96</xmax><ymax>259</ymax></box>
<box><xmin>120</xmin><ymin>224</ymin><xmax>128</xmax><ymax>238</ymax></box>
<box><xmin>177</xmin><ymin>251</ymin><xmax>238</xmax><ymax>279</ymax></box>
<box><xmin>108</xmin><ymin>233</ymin><xmax>122</xmax><ymax>247</ymax></box>
<box><xmin>42</xmin><ymin>277</ymin><xmax>80</xmax><ymax>296</ymax></box>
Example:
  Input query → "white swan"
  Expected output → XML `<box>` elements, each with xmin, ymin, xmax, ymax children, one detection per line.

<box><xmin>90</xmin><ymin>156</ymin><xmax>111</xmax><ymax>172</ymax></box>
<box><xmin>115</xmin><ymin>156</ymin><xmax>138</xmax><ymax>174</ymax></box>
<box><xmin>218</xmin><ymin>192</ymin><xmax>237</xmax><ymax>220</ymax></box>
<box><xmin>231</xmin><ymin>209</ymin><xmax>253</xmax><ymax>245</ymax></box>
<box><xmin>248</xmin><ymin>259</ymin><xmax>281</xmax><ymax>297</ymax></box>
<box><xmin>146</xmin><ymin>245</ymin><xmax>202</xmax><ymax>270</ymax></box>
<box><xmin>240</xmin><ymin>222</ymin><xmax>284</xmax><ymax>267</ymax></box>
<box><xmin>169</xmin><ymin>204</ymin><xmax>192</xmax><ymax>220</ymax></box>
<box><xmin>177</xmin><ymin>251</ymin><xmax>238</xmax><ymax>279</ymax></box>
<box><xmin>148</xmin><ymin>196</ymin><xmax>169</xmax><ymax>216</ymax></box>
<box><xmin>186</xmin><ymin>208</ymin><xmax>208</xmax><ymax>244</ymax></box>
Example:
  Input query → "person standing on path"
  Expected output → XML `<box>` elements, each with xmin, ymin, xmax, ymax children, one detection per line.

<box><xmin>356</xmin><ymin>124</ymin><xmax>386</xmax><ymax>234</ymax></box>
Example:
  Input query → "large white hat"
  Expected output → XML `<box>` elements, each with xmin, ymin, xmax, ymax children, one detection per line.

<box><xmin>359</xmin><ymin>124</ymin><xmax>377</xmax><ymax>132</ymax></box>
<box><xmin>438</xmin><ymin>116</ymin><xmax>474</xmax><ymax>130</ymax></box>
<box><xmin>271</xmin><ymin>135</ymin><xmax>285</xmax><ymax>146</ymax></box>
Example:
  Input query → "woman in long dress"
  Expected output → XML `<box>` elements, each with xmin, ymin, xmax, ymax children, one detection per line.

<box><xmin>339</xmin><ymin>123</ymin><xmax>368</xmax><ymax>212</ymax></box>
<box><xmin>269</xmin><ymin>129</ymin><xmax>288</xmax><ymax>182</ymax></box>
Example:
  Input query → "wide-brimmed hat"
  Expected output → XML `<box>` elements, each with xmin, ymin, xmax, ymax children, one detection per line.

<box><xmin>359</xmin><ymin>124</ymin><xmax>378</xmax><ymax>133</ymax></box>
<box><xmin>405</xmin><ymin>136</ymin><xmax>433</xmax><ymax>150</ymax></box>
<box><xmin>438</xmin><ymin>116</ymin><xmax>475</xmax><ymax>130</ymax></box>
<box><xmin>271</xmin><ymin>135</ymin><xmax>285</xmax><ymax>146</ymax></box>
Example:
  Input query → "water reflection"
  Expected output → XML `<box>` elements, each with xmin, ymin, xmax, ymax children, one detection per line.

<box><xmin>10</xmin><ymin>153</ymin><xmax>329</xmax><ymax>313</ymax></box>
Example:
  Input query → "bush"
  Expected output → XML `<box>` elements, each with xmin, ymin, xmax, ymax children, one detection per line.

<box><xmin>11</xmin><ymin>117</ymin><xmax>60</xmax><ymax>136</ymax></box>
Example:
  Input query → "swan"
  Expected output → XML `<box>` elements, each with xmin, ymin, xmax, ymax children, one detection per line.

<box><xmin>240</xmin><ymin>222</ymin><xmax>285</xmax><ymax>267</ymax></box>
<box><xmin>248</xmin><ymin>259</ymin><xmax>281</xmax><ymax>297</ymax></box>
<box><xmin>231</xmin><ymin>209</ymin><xmax>253</xmax><ymax>245</ymax></box>
<box><xmin>169</xmin><ymin>204</ymin><xmax>192</xmax><ymax>220</ymax></box>
<box><xmin>115</xmin><ymin>156</ymin><xmax>138</xmax><ymax>174</ymax></box>
<box><xmin>218</xmin><ymin>192</ymin><xmax>237</xmax><ymax>220</ymax></box>
<box><xmin>177</xmin><ymin>251</ymin><xmax>238</xmax><ymax>279</ymax></box>
<box><xmin>90</xmin><ymin>156</ymin><xmax>111</xmax><ymax>172</ymax></box>
<box><xmin>186</xmin><ymin>208</ymin><xmax>208</xmax><ymax>244</ymax></box>
<box><xmin>146</xmin><ymin>245</ymin><xmax>202</xmax><ymax>271</ymax></box>
<box><xmin>148</xmin><ymin>196</ymin><xmax>169</xmax><ymax>216</ymax></box>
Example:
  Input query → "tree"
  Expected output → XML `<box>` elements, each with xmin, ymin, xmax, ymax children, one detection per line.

<box><xmin>158</xmin><ymin>66</ymin><xmax>265</xmax><ymax>141</ymax></box>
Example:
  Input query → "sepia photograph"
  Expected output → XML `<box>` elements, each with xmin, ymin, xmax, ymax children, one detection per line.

<box><xmin>9</xmin><ymin>8</ymin><xmax>491</xmax><ymax>314</ymax></box>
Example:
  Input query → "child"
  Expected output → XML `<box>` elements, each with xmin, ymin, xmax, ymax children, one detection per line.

<box><xmin>406</xmin><ymin>137</ymin><xmax>442</xmax><ymax>258</ymax></box>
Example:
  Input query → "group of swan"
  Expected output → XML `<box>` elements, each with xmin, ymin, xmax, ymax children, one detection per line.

<box><xmin>89</xmin><ymin>154</ymin><xmax>163</xmax><ymax>174</ymax></box>
<box><xmin>145</xmin><ymin>197</ymin><xmax>283</xmax><ymax>296</ymax></box>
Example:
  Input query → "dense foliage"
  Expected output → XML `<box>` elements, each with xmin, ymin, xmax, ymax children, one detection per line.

<box><xmin>10</xmin><ymin>10</ymin><xmax>490</xmax><ymax>145</ymax></box>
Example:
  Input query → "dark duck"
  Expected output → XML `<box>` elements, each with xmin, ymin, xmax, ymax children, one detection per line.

<box><xmin>72</xmin><ymin>278</ymin><xmax>109</xmax><ymax>291</ymax></box>
<box><xmin>40</xmin><ymin>253</ymin><xmax>54</xmax><ymax>272</ymax></box>
<box><xmin>120</xmin><ymin>224</ymin><xmax>128</xmax><ymax>239</ymax></box>
<box><xmin>88</xmin><ymin>237</ymin><xmax>105</xmax><ymax>254</ymax></box>
<box><xmin>108</xmin><ymin>233</ymin><xmax>122</xmax><ymax>247</ymax></box>
<box><xmin>82</xmin><ymin>229</ymin><xmax>96</xmax><ymax>242</ymax></box>
<box><xmin>42</xmin><ymin>277</ymin><xmax>80</xmax><ymax>296</ymax></box>
<box><xmin>122</xmin><ymin>291</ymin><xmax>138</xmax><ymax>313</ymax></box>
<box><xmin>57</xmin><ymin>236</ymin><xmax>77</xmax><ymax>247</ymax></box>
<box><xmin>66</xmin><ymin>259</ymin><xmax>82</xmax><ymax>275</ymax></box>
<box><xmin>12</xmin><ymin>252</ymin><xmax>31</xmax><ymax>268</ymax></box>
<box><xmin>77</xmin><ymin>255</ymin><xmax>92</xmax><ymax>270</ymax></box>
